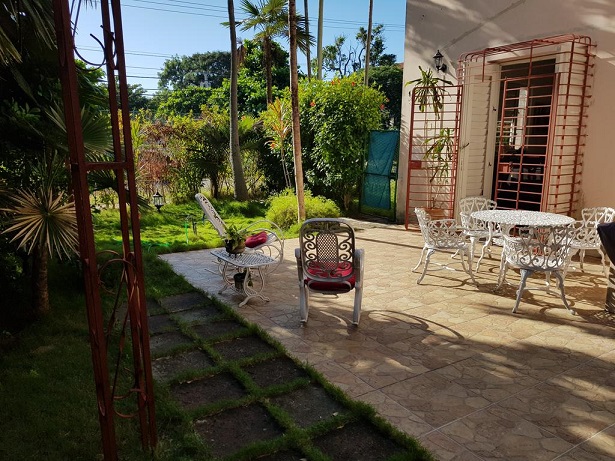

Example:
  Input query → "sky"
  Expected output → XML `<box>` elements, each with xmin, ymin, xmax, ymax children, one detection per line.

<box><xmin>72</xmin><ymin>0</ymin><xmax>406</xmax><ymax>96</ymax></box>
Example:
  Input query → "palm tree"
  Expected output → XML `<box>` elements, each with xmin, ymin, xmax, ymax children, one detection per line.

<box><xmin>1</xmin><ymin>153</ymin><xmax>78</xmax><ymax>314</ymax></box>
<box><xmin>0</xmin><ymin>0</ymin><xmax>54</xmax><ymax>65</ymax></box>
<box><xmin>288</xmin><ymin>0</ymin><xmax>305</xmax><ymax>221</ymax></box>
<box><xmin>364</xmin><ymin>0</ymin><xmax>373</xmax><ymax>85</ymax></box>
<box><xmin>239</xmin><ymin>0</ymin><xmax>314</xmax><ymax>104</ymax></box>
<box><xmin>303</xmin><ymin>0</ymin><xmax>311</xmax><ymax>80</ymax></box>
<box><xmin>1</xmin><ymin>0</ymin><xmax>113</xmax><ymax>315</ymax></box>
<box><xmin>228</xmin><ymin>0</ymin><xmax>249</xmax><ymax>200</ymax></box>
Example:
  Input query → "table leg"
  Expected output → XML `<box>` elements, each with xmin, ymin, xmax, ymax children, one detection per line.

<box><xmin>476</xmin><ymin>223</ymin><xmax>493</xmax><ymax>272</ymax></box>
<box><xmin>217</xmin><ymin>261</ymin><xmax>236</xmax><ymax>294</ymax></box>
<box><xmin>238</xmin><ymin>267</ymin><xmax>270</xmax><ymax>307</ymax></box>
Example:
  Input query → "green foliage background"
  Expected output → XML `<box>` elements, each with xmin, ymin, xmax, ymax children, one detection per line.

<box><xmin>299</xmin><ymin>76</ymin><xmax>386</xmax><ymax>208</ymax></box>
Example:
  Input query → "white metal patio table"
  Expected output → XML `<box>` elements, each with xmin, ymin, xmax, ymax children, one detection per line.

<box><xmin>471</xmin><ymin>209</ymin><xmax>575</xmax><ymax>270</ymax></box>
<box><xmin>210</xmin><ymin>249</ymin><xmax>277</xmax><ymax>307</ymax></box>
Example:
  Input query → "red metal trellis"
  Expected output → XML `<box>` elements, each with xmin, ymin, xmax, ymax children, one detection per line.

<box><xmin>404</xmin><ymin>84</ymin><xmax>463</xmax><ymax>227</ymax></box>
<box><xmin>52</xmin><ymin>0</ymin><xmax>156</xmax><ymax>459</ymax></box>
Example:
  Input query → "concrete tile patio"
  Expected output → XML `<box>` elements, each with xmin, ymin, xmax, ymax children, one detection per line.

<box><xmin>160</xmin><ymin>220</ymin><xmax>615</xmax><ymax>461</ymax></box>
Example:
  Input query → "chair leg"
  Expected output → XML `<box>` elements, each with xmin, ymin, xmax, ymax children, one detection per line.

<box><xmin>299</xmin><ymin>282</ymin><xmax>309</xmax><ymax>323</ymax></box>
<box><xmin>413</xmin><ymin>246</ymin><xmax>427</xmax><ymax>272</ymax></box>
<box><xmin>417</xmin><ymin>249</ymin><xmax>434</xmax><ymax>284</ymax></box>
<box><xmin>496</xmin><ymin>259</ymin><xmax>508</xmax><ymax>289</ymax></box>
<box><xmin>476</xmin><ymin>239</ymin><xmax>490</xmax><ymax>272</ymax></box>
<box><xmin>598</xmin><ymin>247</ymin><xmax>608</xmax><ymax>276</ymax></box>
<box><xmin>579</xmin><ymin>249</ymin><xmax>586</xmax><ymax>271</ymax></box>
<box><xmin>512</xmin><ymin>269</ymin><xmax>532</xmax><ymax>313</ymax></box>
<box><xmin>352</xmin><ymin>288</ymin><xmax>363</xmax><ymax>325</ymax></box>
<box><xmin>469</xmin><ymin>237</ymin><xmax>477</xmax><ymax>270</ymax></box>
<box><xmin>460</xmin><ymin>249</ymin><xmax>478</xmax><ymax>285</ymax></box>
<box><xmin>552</xmin><ymin>271</ymin><xmax>576</xmax><ymax>315</ymax></box>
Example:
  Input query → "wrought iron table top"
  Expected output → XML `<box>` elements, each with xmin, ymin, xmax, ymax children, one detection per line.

<box><xmin>210</xmin><ymin>249</ymin><xmax>277</xmax><ymax>268</ymax></box>
<box><xmin>471</xmin><ymin>209</ymin><xmax>575</xmax><ymax>227</ymax></box>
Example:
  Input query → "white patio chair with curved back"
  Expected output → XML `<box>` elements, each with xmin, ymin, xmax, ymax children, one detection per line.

<box><xmin>496</xmin><ymin>224</ymin><xmax>576</xmax><ymax>314</ymax></box>
<box><xmin>458</xmin><ymin>196</ymin><xmax>501</xmax><ymax>271</ymax></box>
<box><xmin>413</xmin><ymin>207</ymin><xmax>477</xmax><ymax>285</ymax></box>
<box><xmin>295</xmin><ymin>218</ymin><xmax>364</xmax><ymax>326</ymax></box>
<box><xmin>195</xmin><ymin>193</ymin><xmax>284</xmax><ymax>271</ymax></box>
<box><xmin>569</xmin><ymin>206</ymin><xmax>615</xmax><ymax>276</ymax></box>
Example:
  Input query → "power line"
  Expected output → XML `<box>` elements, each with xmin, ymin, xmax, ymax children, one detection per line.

<box><xmin>118</xmin><ymin>1</ymin><xmax>404</xmax><ymax>30</ymax></box>
<box><xmin>129</xmin><ymin>0</ymin><xmax>227</xmax><ymax>13</ymax></box>
<box><xmin>122</xmin><ymin>2</ymin><xmax>228</xmax><ymax>19</ymax></box>
<box><xmin>127</xmin><ymin>65</ymin><xmax>163</xmax><ymax>70</ymax></box>
<box><xmin>77</xmin><ymin>46</ymin><xmax>174</xmax><ymax>58</ymax></box>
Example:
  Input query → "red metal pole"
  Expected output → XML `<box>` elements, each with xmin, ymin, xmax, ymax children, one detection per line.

<box><xmin>51</xmin><ymin>0</ymin><xmax>118</xmax><ymax>459</ymax></box>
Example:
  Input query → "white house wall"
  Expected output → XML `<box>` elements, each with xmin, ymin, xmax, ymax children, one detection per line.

<box><xmin>399</xmin><ymin>0</ymin><xmax>615</xmax><ymax>221</ymax></box>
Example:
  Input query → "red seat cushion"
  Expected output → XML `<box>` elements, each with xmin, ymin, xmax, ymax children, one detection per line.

<box><xmin>245</xmin><ymin>231</ymin><xmax>268</xmax><ymax>248</ymax></box>
<box><xmin>305</xmin><ymin>263</ymin><xmax>355</xmax><ymax>293</ymax></box>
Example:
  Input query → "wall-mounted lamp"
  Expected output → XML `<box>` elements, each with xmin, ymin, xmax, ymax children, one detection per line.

<box><xmin>433</xmin><ymin>50</ymin><xmax>447</xmax><ymax>73</ymax></box>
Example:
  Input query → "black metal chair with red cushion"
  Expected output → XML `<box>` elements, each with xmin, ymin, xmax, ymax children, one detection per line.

<box><xmin>295</xmin><ymin>218</ymin><xmax>364</xmax><ymax>326</ymax></box>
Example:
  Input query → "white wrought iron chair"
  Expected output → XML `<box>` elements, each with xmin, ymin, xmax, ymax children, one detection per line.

<box><xmin>413</xmin><ymin>207</ymin><xmax>477</xmax><ymax>285</ymax></box>
<box><xmin>569</xmin><ymin>206</ymin><xmax>615</xmax><ymax>275</ymax></box>
<box><xmin>458</xmin><ymin>196</ymin><xmax>501</xmax><ymax>271</ymax></box>
<box><xmin>295</xmin><ymin>218</ymin><xmax>364</xmax><ymax>326</ymax></box>
<box><xmin>496</xmin><ymin>224</ymin><xmax>576</xmax><ymax>314</ymax></box>
<box><xmin>195</xmin><ymin>193</ymin><xmax>284</xmax><ymax>270</ymax></box>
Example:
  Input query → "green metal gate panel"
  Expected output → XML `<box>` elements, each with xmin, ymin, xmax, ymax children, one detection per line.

<box><xmin>361</xmin><ymin>130</ymin><xmax>399</xmax><ymax>212</ymax></box>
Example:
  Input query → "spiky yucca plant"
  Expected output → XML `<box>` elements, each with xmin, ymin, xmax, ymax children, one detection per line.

<box><xmin>1</xmin><ymin>156</ymin><xmax>78</xmax><ymax>314</ymax></box>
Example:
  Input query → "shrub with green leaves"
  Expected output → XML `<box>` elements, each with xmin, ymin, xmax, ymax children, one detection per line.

<box><xmin>266</xmin><ymin>189</ymin><xmax>340</xmax><ymax>229</ymax></box>
<box><xmin>299</xmin><ymin>76</ymin><xmax>386</xmax><ymax>209</ymax></box>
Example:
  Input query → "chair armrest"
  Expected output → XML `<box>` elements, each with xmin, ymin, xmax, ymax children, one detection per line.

<box><xmin>245</xmin><ymin>220</ymin><xmax>285</xmax><ymax>242</ymax></box>
<box><xmin>295</xmin><ymin>248</ymin><xmax>303</xmax><ymax>281</ymax></box>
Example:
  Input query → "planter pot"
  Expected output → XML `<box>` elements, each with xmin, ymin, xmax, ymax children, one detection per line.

<box><xmin>225</xmin><ymin>240</ymin><xmax>245</xmax><ymax>254</ymax></box>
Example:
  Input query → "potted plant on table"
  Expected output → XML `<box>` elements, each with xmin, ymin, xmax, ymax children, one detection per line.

<box><xmin>223</xmin><ymin>223</ymin><xmax>248</xmax><ymax>254</ymax></box>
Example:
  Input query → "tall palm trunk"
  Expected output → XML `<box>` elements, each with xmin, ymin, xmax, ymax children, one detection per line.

<box><xmin>31</xmin><ymin>244</ymin><xmax>50</xmax><ymax>315</ymax></box>
<box><xmin>316</xmin><ymin>0</ymin><xmax>324</xmax><ymax>79</ymax></box>
<box><xmin>228</xmin><ymin>0</ymin><xmax>249</xmax><ymax>200</ymax></box>
<box><xmin>289</xmin><ymin>0</ymin><xmax>305</xmax><ymax>221</ymax></box>
<box><xmin>263</xmin><ymin>35</ymin><xmax>274</xmax><ymax>104</ymax></box>
<box><xmin>304</xmin><ymin>0</ymin><xmax>311</xmax><ymax>80</ymax></box>
<box><xmin>364</xmin><ymin>0</ymin><xmax>373</xmax><ymax>85</ymax></box>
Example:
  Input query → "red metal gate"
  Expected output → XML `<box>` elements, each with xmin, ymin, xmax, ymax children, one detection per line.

<box><xmin>457</xmin><ymin>34</ymin><xmax>594</xmax><ymax>215</ymax></box>
<box><xmin>494</xmin><ymin>68</ymin><xmax>556</xmax><ymax>210</ymax></box>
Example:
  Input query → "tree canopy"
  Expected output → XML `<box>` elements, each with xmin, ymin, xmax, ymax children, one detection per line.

<box><xmin>320</xmin><ymin>24</ymin><xmax>397</xmax><ymax>78</ymax></box>
<box><xmin>238</xmin><ymin>0</ymin><xmax>313</xmax><ymax>103</ymax></box>
<box><xmin>158</xmin><ymin>51</ymin><xmax>231</xmax><ymax>90</ymax></box>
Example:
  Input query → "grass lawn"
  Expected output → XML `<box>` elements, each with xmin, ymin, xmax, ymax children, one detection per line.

<box><xmin>0</xmin><ymin>201</ymin><xmax>298</xmax><ymax>460</ymax></box>
<box><xmin>0</xmin><ymin>200</ymin><xmax>266</xmax><ymax>459</ymax></box>
<box><xmin>92</xmin><ymin>200</ymin><xmax>296</xmax><ymax>254</ymax></box>
<box><xmin>0</xmin><ymin>201</ymin><xmax>431</xmax><ymax>460</ymax></box>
